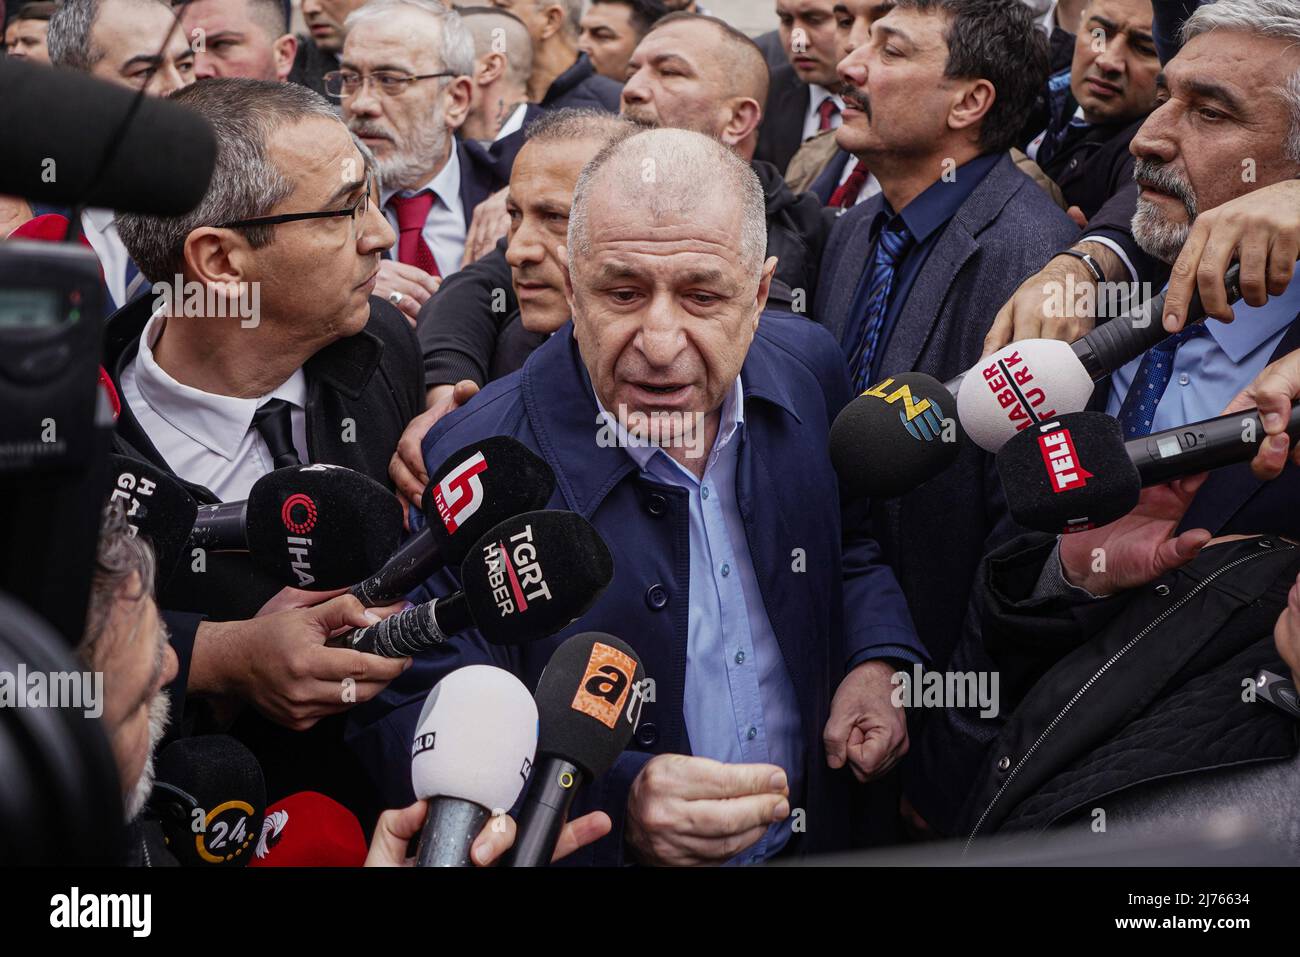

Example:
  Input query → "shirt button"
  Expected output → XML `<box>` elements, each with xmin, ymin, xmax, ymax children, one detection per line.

<box><xmin>701</xmin><ymin>486</ymin><xmax>710</xmax><ymax>500</ymax></box>
<box><xmin>1178</xmin><ymin>373</ymin><xmax>1190</xmax><ymax>386</ymax></box>
<box><xmin>645</xmin><ymin>584</ymin><xmax>668</xmax><ymax>610</ymax></box>
<box><xmin>721</xmin><ymin>562</ymin><xmax>731</xmax><ymax>577</ymax></box>
<box><xmin>735</xmin><ymin>650</ymin><xmax>746</xmax><ymax>665</ymax></box>
<box><xmin>747</xmin><ymin>726</ymin><xmax>758</xmax><ymax>740</ymax></box>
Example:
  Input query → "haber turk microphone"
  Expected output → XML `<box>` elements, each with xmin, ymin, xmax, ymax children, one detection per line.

<box><xmin>149</xmin><ymin>735</ymin><xmax>266</xmax><ymax>867</ymax></box>
<box><xmin>506</xmin><ymin>632</ymin><xmax>644</xmax><ymax>867</ymax></box>
<box><xmin>956</xmin><ymin>265</ymin><xmax>1244</xmax><ymax>453</ymax></box>
<box><xmin>329</xmin><ymin>509</ymin><xmax>615</xmax><ymax>655</ymax></box>
<box><xmin>351</xmin><ymin>436</ymin><xmax>556</xmax><ymax>606</ymax></box>
<box><xmin>996</xmin><ymin>402</ymin><xmax>1300</xmax><ymax>533</ymax></box>
<box><xmin>187</xmin><ymin>464</ymin><xmax>403</xmax><ymax>590</ymax></box>
<box><xmin>105</xmin><ymin>455</ymin><xmax>198</xmax><ymax>590</ymax></box>
<box><xmin>410</xmin><ymin>665</ymin><xmax>538</xmax><ymax>866</ymax></box>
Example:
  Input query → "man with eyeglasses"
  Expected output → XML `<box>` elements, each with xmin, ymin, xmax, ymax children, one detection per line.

<box><xmin>105</xmin><ymin>78</ymin><xmax>423</xmax><ymax>823</ymax></box>
<box><xmin>332</xmin><ymin>0</ymin><xmax>505</xmax><ymax>322</ymax></box>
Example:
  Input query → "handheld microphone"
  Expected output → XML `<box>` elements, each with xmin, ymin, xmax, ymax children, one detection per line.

<box><xmin>187</xmin><ymin>464</ymin><xmax>403</xmax><ymax>590</ymax></box>
<box><xmin>996</xmin><ymin>402</ymin><xmax>1300</xmax><ymax>533</ymax></box>
<box><xmin>506</xmin><ymin>633</ymin><xmax>644</xmax><ymax>867</ymax></box>
<box><xmin>148</xmin><ymin>735</ymin><xmax>266</xmax><ymax>867</ymax></box>
<box><xmin>105</xmin><ymin>455</ymin><xmax>198</xmax><ymax>590</ymax></box>
<box><xmin>350</xmin><ymin>436</ymin><xmax>556</xmax><ymax>606</ymax></box>
<box><xmin>955</xmin><ymin>266</ymin><xmax>1244</xmax><ymax>453</ymax></box>
<box><xmin>329</xmin><ymin>509</ymin><xmax>615</xmax><ymax>655</ymax></box>
<box><xmin>829</xmin><ymin>372</ymin><xmax>963</xmax><ymax>499</ymax></box>
<box><xmin>410</xmin><ymin>665</ymin><xmax>538</xmax><ymax>867</ymax></box>
<box><xmin>247</xmin><ymin>791</ymin><xmax>368</xmax><ymax>867</ymax></box>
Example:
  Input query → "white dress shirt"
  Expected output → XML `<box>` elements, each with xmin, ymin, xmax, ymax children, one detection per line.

<box><xmin>835</xmin><ymin>157</ymin><xmax>883</xmax><ymax>207</ymax></box>
<box><xmin>82</xmin><ymin>208</ymin><xmax>142</xmax><ymax>309</ymax></box>
<box><xmin>119</xmin><ymin>309</ymin><xmax>309</xmax><ymax>501</ymax></box>
<box><xmin>493</xmin><ymin>102</ymin><xmax>528</xmax><ymax>142</ymax></box>
<box><xmin>801</xmin><ymin>84</ymin><xmax>844</xmax><ymax>142</ymax></box>
<box><xmin>381</xmin><ymin>145</ymin><xmax>466</xmax><ymax>278</ymax></box>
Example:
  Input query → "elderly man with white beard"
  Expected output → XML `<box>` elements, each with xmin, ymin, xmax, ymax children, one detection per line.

<box><xmin>334</xmin><ymin>0</ymin><xmax>506</xmax><ymax>323</ymax></box>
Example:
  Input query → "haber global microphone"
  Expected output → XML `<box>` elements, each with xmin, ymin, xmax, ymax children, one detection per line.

<box><xmin>410</xmin><ymin>665</ymin><xmax>538</xmax><ymax>867</ymax></box>
<box><xmin>186</xmin><ymin>463</ymin><xmax>403</xmax><ymax>590</ymax></box>
<box><xmin>105</xmin><ymin>455</ymin><xmax>199</xmax><ymax>589</ymax></box>
<box><xmin>506</xmin><ymin>632</ymin><xmax>644</xmax><ymax>867</ymax></box>
<box><xmin>328</xmin><ymin>509</ymin><xmax>615</xmax><ymax>656</ymax></box>
<box><xmin>351</xmin><ymin>436</ymin><xmax>556</xmax><ymax>606</ymax></box>
<box><xmin>996</xmin><ymin>402</ymin><xmax>1300</xmax><ymax>533</ymax></box>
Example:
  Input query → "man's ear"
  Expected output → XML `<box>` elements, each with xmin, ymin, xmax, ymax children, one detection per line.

<box><xmin>722</xmin><ymin>97</ymin><xmax>763</xmax><ymax>148</ymax></box>
<box><xmin>559</xmin><ymin>243</ymin><xmax>576</xmax><ymax>311</ymax></box>
<box><xmin>478</xmin><ymin>50</ymin><xmax>506</xmax><ymax>87</ymax></box>
<box><xmin>181</xmin><ymin>227</ymin><xmax>252</xmax><ymax>313</ymax></box>
<box><xmin>273</xmin><ymin>33</ymin><xmax>297</xmax><ymax>82</ymax></box>
<box><xmin>949</xmin><ymin>78</ymin><xmax>996</xmax><ymax>138</ymax></box>
<box><xmin>442</xmin><ymin>75</ymin><xmax>474</xmax><ymax>131</ymax></box>
<box><xmin>539</xmin><ymin>3</ymin><xmax>567</xmax><ymax>42</ymax></box>
<box><xmin>753</xmin><ymin>255</ymin><xmax>778</xmax><ymax>328</ymax></box>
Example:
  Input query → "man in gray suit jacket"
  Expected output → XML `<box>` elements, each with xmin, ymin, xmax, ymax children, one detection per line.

<box><xmin>815</xmin><ymin>0</ymin><xmax>1078</xmax><ymax>675</ymax></box>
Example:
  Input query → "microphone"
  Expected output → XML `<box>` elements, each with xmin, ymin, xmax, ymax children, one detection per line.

<box><xmin>188</xmin><ymin>464</ymin><xmax>403</xmax><ymax>590</ymax></box>
<box><xmin>410</xmin><ymin>665</ymin><xmax>538</xmax><ymax>866</ymax></box>
<box><xmin>247</xmin><ymin>791</ymin><xmax>368</xmax><ymax>867</ymax></box>
<box><xmin>506</xmin><ymin>632</ymin><xmax>644</xmax><ymax>867</ymax></box>
<box><xmin>329</xmin><ymin>509</ymin><xmax>615</xmax><ymax>655</ymax></box>
<box><xmin>996</xmin><ymin>402</ymin><xmax>1300</xmax><ymax>533</ymax></box>
<box><xmin>350</xmin><ymin>436</ymin><xmax>556</xmax><ymax>606</ymax></box>
<box><xmin>829</xmin><ymin>372</ymin><xmax>963</xmax><ymax>499</ymax></box>
<box><xmin>955</xmin><ymin>265</ymin><xmax>1244</xmax><ymax>453</ymax></box>
<box><xmin>105</xmin><ymin>455</ymin><xmax>198</xmax><ymax>589</ymax></box>
<box><xmin>148</xmin><ymin>735</ymin><xmax>266</xmax><ymax>867</ymax></box>
<box><xmin>0</xmin><ymin>59</ymin><xmax>216</xmax><ymax>215</ymax></box>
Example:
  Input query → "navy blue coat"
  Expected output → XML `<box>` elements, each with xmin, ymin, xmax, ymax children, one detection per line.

<box><xmin>346</xmin><ymin>312</ymin><xmax>923</xmax><ymax>864</ymax></box>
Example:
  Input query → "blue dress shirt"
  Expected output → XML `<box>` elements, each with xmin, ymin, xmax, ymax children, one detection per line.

<box><xmin>1105</xmin><ymin>277</ymin><xmax>1300</xmax><ymax>430</ymax></box>
<box><xmin>596</xmin><ymin>377</ymin><xmax>802</xmax><ymax>864</ymax></box>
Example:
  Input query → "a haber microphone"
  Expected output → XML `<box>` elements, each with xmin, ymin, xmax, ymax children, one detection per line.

<box><xmin>829</xmin><ymin>372</ymin><xmax>963</xmax><ymax>499</ymax></box>
<box><xmin>955</xmin><ymin>265</ymin><xmax>1244</xmax><ymax>453</ymax></box>
<box><xmin>105</xmin><ymin>455</ymin><xmax>198</xmax><ymax>589</ymax></box>
<box><xmin>351</xmin><ymin>436</ymin><xmax>556</xmax><ymax>606</ymax></box>
<box><xmin>997</xmin><ymin>401</ymin><xmax>1300</xmax><ymax>533</ymax></box>
<box><xmin>410</xmin><ymin>665</ymin><xmax>538</xmax><ymax>867</ymax></box>
<box><xmin>187</xmin><ymin>464</ymin><xmax>403</xmax><ymax>590</ymax></box>
<box><xmin>506</xmin><ymin>633</ymin><xmax>644</xmax><ymax>867</ymax></box>
<box><xmin>329</xmin><ymin>509</ymin><xmax>615</xmax><ymax>656</ymax></box>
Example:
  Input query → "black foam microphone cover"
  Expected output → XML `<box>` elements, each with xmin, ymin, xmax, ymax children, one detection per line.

<box><xmin>0</xmin><ymin>59</ymin><xmax>216</xmax><ymax>215</ymax></box>
<box><xmin>105</xmin><ymin>455</ymin><xmax>198</xmax><ymax>591</ymax></box>
<box><xmin>243</xmin><ymin>465</ymin><xmax>403</xmax><ymax>590</ymax></box>
<box><xmin>830</xmin><ymin>372</ymin><xmax>963</xmax><ymax>499</ymax></box>
<box><xmin>460</xmin><ymin>510</ymin><xmax>614</xmax><ymax>646</ymax></box>
<box><xmin>151</xmin><ymin>735</ymin><xmax>266</xmax><ymax>867</ymax></box>
<box><xmin>997</xmin><ymin>412</ymin><xmax>1141</xmax><ymax>534</ymax></box>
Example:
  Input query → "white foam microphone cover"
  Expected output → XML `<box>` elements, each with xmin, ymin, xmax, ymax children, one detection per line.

<box><xmin>410</xmin><ymin>665</ymin><xmax>539</xmax><ymax>812</ymax></box>
<box><xmin>956</xmin><ymin>338</ymin><xmax>1096</xmax><ymax>452</ymax></box>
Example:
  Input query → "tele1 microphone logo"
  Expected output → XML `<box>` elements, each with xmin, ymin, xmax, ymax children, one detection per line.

<box><xmin>433</xmin><ymin>451</ymin><xmax>487</xmax><ymax>534</ymax></box>
<box><xmin>570</xmin><ymin>642</ymin><xmax>636</xmax><ymax>729</ymax></box>
<box><xmin>1037</xmin><ymin>426</ymin><xmax>1093</xmax><ymax>493</ymax></box>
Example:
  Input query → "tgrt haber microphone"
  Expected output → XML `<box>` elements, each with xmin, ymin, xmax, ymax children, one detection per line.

<box><xmin>329</xmin><ymin>509</ymin><xmax>615</xmax><ymax>656</ymax></box>
<box><xmin>997</xmin><ymin>402</ymin><xmax>1300</xmax><ymax>533</ymax></box>
<box><xmin>506</xmin><ymin>632</ymin><xmax>644</xmax><ymax>867</ymax></box>
<box><xmin>105</xmin><ymin>455</ymin><xmax>198</xmax><ymax>590</ymax></box>
<box><xmin>351</xmin><ymin>436</ymin><xmax>556</xmax><ymax>606</ymax></box>
<box><xmin>411</xmin><ymin>665</ymin><xmax>538</xmax><ymax>866</ymax></box>
<box><xmin>829</xmin><ymin>372</ymin><xmax>963</xmax><ymax>498</ymax></box>
<box><xmin>187</xmin><ymin>464</ymin><xmax>403</xmax><ymax>590</ymax></box>
<box><xmin>955</xmin><ymin>265</ymin><xmax>1244</xmax><ymax>453</ymax></box>
<box><xmin>148</xmin><ymin>735</ymin><xmax>266</xmax><ymax>867</ymax></box>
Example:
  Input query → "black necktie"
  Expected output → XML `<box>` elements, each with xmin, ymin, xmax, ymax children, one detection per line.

<box><xmin>251</xmin><ymin>399</ymin><xmax>301</xmax><ymax>470</ymax></box>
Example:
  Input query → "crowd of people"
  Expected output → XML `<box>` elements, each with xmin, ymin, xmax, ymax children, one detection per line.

<box><xmin>3</xmin><ymin>0</ymin><xmax>1300</xmax><ymax>867</ymax></box>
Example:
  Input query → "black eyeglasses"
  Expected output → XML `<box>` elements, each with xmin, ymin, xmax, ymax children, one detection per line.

<box><xmin>323</xmin><ymin>69</ymin><xmax>458</xmax><ymax>99</ymax></box>
<box><xmin>216</xmin><ymin>175</ymin><xmax>375</xmax><ymax>231</ymax></box>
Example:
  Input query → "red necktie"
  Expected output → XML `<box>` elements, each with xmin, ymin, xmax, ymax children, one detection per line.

<box><xmin>388</xmin><ymin>191</ymin><xmax>441</xmax><ymax>278</ymax></box>
<box><xmin>828</xmin><ymin>158</ymin><xmax>869</xmax><ymax>209</ymax></box>
<box><xmin>816</xmin><ymin>97</ymin><xmax>840</xmax><ymax>132</ymax></box>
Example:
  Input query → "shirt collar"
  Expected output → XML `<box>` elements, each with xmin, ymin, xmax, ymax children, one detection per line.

<box><xmin>380</xmin><ymin>142</ymin><xmax>463</xmax><ymax>222</ymax></box>
<box><xmin>1038</xmin><ymin>0</ymin><xmax>1059</xmax><ymax>32</ymax></box>
<box><xmin>808</xmin><ymin>83</ymin><xmax>843</xmax><ymax>110</ymax></box>
<box><xmin>494</xmin><ymin>103</ymin><xmax>529</xmax><ymax>142</ymax></box>
<box><xmin>875</xmin><ymin>151</ymin><xmax>1002</xmax><ymax>244</ymax></box>
<box><xmin>1199</xmin><ymin>275</ymin><xmax>1300</xmax><ymax>364</ymax></box>
<box><xmin>592</xmin><ymin>374</ymin><xmax>745</xmax><ymax>475</ymax></box>
<box><xmin>82</xmin><ymin>207</ymin><xmax>116</xmax><ymax>236</ymax></box>
<box><xmin>132</xmin><ymin>307</ymin><xmax>308</xmax><ymax>461</ymax></box>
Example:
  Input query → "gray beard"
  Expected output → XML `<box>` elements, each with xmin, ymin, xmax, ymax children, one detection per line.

<box><xmin>374</xmin><ymin>121</ymin><xmax>451</xmax><ymax>194</ymax></box>
<box><xmin>1132</xmin><ymin>197</ymin><xmax>1193</xmax><ymax>265</ymax></box>
<box><xmin>124</xmin><ymin>691</ymin><xmax>171</xmax><ymax>823</ymax></box>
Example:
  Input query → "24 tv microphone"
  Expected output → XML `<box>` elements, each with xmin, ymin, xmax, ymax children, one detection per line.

<box><xmin>956</xmin><ymin>264</ymin><xmax>1244</xmax><ymax>452</ymax></box>
<box><xmin>186</xmin><ymin>463</ymin><xmax>403</xmax><ymax>590</ymax></box>
<box><xmin>328</xmin><ymin>509</ymin><xmax>614</xmax><ymax>656</ymax></box>
<box><xmin>506</xmin><ymin>632</ymin><xmax>644</xmax><ymax>867</ymax></box>
<box><xmin>996</xmin><ymin>402</ymin><xmax>1300</xmax><ymax>534</ymax></box>
<box><xmin>351</xmin><ymin>436</ymin><xmax>555</xmax><ymax>606</ymax></box>
<box><xmin>410</xmin><ymin>665</ymin><xmax>538</xmax><ymax>866</ymax></box>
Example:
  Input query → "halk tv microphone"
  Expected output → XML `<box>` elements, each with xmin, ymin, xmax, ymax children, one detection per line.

<box><xmin>996</xmin><ymin>401</ymin><xmax>1300</xmax><ymax>534</ymax></box>
<box><xmin>328</xmin><ymin>509</ymin><xmax>615</xmax><ymax>656</ymax></box>
<box><xmin>351</xmin><ymin>436</ymin><xmax>556</xmax><ymax>607</ymax></box>
<box><xmin>506</xmin><ymin>632</ymin><xmax>644</xmax><ymax>867</ymax></box>
<box><xmin>185</xmin><ymin>463</ymin><xmax>403</xmax><ymax>590</ymax></box>
<box><xmin>410</xmin><ymin>665</ymin><xmax>538</xmax><ymax>867</ymax></box>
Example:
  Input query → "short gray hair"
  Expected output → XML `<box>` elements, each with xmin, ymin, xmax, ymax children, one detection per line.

<box><xmin>79</xmin><ymin>501</ymin><xmax>156</xmax><ymax>670</ymax></box>
<box><xmin>345</xmin><ymin>0</ymin><xmax>476</xmax><ymax>78</ymax></box>
<box><xmin>524</xmin><ymin>107</ymin><xmax>637</xmax><ymax>147</ymax></box>
<box><xmin>48</xmin><ymin>0</ymin><xmax>102</xmax><ymax>70</ymax></box>
<box><xmin>117</xmin><ymin>79</ymin><xmax>344</xmax><ymax>283</ymax></box>
<box><xmin>1181</xmin><ymin>0</ymin><xmax>1300</xmax><ymax>163</ymax></box>
<box><xmin>567</xmin><ymin>127</ymin><xmax>767</xmax><ymax>277</ymax></box>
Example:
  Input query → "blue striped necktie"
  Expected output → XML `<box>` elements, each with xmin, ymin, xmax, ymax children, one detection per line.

<box><xmin>1116</xmin><ymin>324</ymin><xmax>1207</xmax><ymax>437</ymax></box>
<box><xmin>847</xmin><ymin>221</ymin><xmax>913</xmax><ymax>394</ymax></box>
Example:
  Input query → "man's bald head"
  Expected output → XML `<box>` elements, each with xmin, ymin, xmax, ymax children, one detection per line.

<box><xmin>458</xmin><ymin>5</ymin><xmax>533</xmax><ymax>87</ymax></box>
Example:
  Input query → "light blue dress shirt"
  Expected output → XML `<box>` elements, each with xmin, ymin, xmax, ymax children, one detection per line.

<box><xmin>1106</xmin><ymin>278</ymin><xmax>1300</xmax><ymax>429</ymax></box>
<box><xmin>596</xmin><ymin>377</ymin><xmax>802</xmax><ymax>864</ymax></box>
